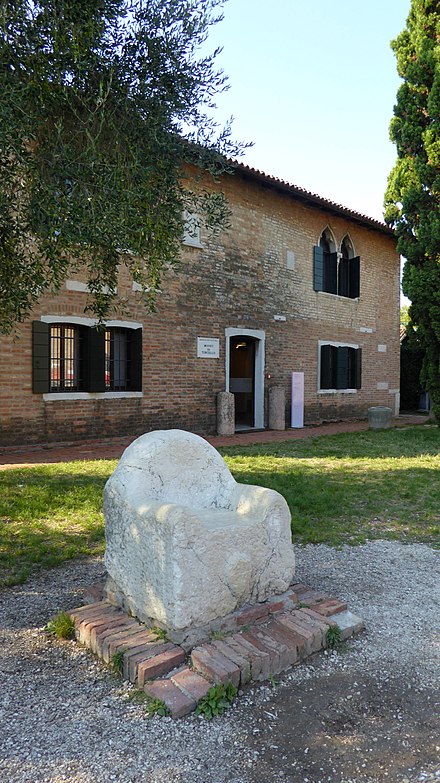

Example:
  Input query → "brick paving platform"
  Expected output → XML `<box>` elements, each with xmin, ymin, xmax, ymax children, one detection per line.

<box><xmin>68</xmin><ymin>584</ymin><xmax>364</xmax><ymax>718</ymax></box>
<box><xmin>0</xmin><ymin>414</ymin><xmax>429</xmax><ymax>468</ymax></box>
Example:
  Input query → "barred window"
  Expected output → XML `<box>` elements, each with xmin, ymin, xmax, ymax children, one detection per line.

<box><xmin>50</xmin><ymin>325</ymin><xmax>82</xmax><ymax>391</ymax></box>
<box><xmin>105</xmin><ymin>329</ymin><xmax>129</xmax><ymax>391</ymax></box>
<box><xmin>33</xmin><ymin>321</ymin><xmax>142</xmax><ymax>394</ymax></box>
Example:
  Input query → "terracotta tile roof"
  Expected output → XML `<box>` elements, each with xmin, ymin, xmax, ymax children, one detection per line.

<box><xmin>229</xmin><ymin>159</ymin><xmax>395</xmax><ymax>237</ymax></box>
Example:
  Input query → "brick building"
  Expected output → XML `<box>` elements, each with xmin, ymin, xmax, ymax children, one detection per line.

<box><xmin>0</xmin><ymin>162</ymin><xmax>400</xmax><ymax>446</ymax></box>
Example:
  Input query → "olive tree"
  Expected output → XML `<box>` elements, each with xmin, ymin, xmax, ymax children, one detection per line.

<box><xmin>0</xmin><ymin>0</ymin><xmax>245</xmax><ymax>332</ymax></box>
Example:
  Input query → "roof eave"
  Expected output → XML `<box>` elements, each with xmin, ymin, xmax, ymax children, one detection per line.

<box><xmin>230</xmin><ymin>160</ymin><xmax>395</xmax><ymax>238</ymax></box>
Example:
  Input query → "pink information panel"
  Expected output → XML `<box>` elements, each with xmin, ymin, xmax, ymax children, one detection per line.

<box><xmin>291</xmin><ymin>372</ymin><xmax>304</xmax><ymax>428</ymax></box>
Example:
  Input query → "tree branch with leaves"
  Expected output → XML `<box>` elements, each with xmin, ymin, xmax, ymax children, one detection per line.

<box><xmin>0</xmin><ymin>0</ymin><xmax>248</xmax><ymax>333</ymax></box>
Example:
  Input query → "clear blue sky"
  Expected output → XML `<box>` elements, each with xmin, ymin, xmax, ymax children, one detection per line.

<box><xmin>204</xmin><ymin>0</ymin><xmax>410</xmax><ymax>224</ymax></box>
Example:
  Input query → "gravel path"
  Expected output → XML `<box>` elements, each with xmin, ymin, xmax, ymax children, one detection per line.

<box><xmin>1</xmin><ymin>540</ymin><xmax>439</xmax><ymax>783</ymax></box>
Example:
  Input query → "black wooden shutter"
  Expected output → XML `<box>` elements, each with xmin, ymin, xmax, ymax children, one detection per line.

<box><xmin>83</xmin><ymin>327</ymin><xmax>105</xmax><ymax>392</ymax></box>
<box><xmin>338</xmin><ymin>258</ymin><xmax>349</xmax><ymax>297</ymax></box>
<box><xmin>349</xmin><ymin>256</ymin><xmax>360</xmax><ymax>298</ymax></box>
<box><xmin>32</xmin><ymin>321</ymin><xmax>50</xmax><ymax>394</ymax></box>
<box><xmin>130</xmin><ymin>328</ymin><xmax>143</xmax><ymax>391</ymax></box>
<box><xmin>320</xmin><ymin>344</ymin><xmax>333</xmax><ymax>389</ymax></box>
<box><xmin>325</xmin><ymin>252</ymin><xmax>338</xmax><ymax>295</ymax></box>
<box><xmin>313</xmin><ymin>246</ymin><xmax>324</xmax><ymax>291</ymax></box>
<box><xmin>355</xmin><ymin>347</ymin><xmax>362</xmax><ymax>389</ymax></box>
<box><xmin>336</xmin><ymin>346</ymin><xmax>349</xmax><ymax>389</ymax></box>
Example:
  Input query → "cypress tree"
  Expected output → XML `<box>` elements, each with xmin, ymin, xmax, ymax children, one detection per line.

<box><xmin>384</xmin><ymin>0</ymin><xmax>440</xmax><ymax>419</ymax></box>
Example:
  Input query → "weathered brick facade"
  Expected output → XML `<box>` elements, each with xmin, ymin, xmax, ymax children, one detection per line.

<box><xmin>0</xmin><ymin>164</ymin><xmax>400</xmax><ymax>446</ymax></box>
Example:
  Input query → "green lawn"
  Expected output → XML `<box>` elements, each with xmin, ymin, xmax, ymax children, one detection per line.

<box><xmin>0</xmin><ymin>426</ymin><xmax>439</xmax><ymax>587</ymax></box>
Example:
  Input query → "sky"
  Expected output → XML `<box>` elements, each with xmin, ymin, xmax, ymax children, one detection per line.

<box><xmin>203</xmin><ymin>0</ymin><xmax>410</xmax><ymax>225</ymax></box>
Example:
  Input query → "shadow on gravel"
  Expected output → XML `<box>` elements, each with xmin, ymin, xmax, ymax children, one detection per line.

<box><xmin>239</xmin><ymin>669</ymin><xmax>439</xmax><ymax>782</ymax></box>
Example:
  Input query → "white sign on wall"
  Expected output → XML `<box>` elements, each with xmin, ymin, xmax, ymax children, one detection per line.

<box><xmin>197</xmin><ymin>337</ymin><xmax>220</xmax><ymax>359</ymax></box>
<box><xmin>291</xmin><ymin>371</ymin><xmax>304</xmax><ymax>428</ymax></box>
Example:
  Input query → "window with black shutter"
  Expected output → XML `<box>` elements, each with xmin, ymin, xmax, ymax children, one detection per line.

<box><xmin>314</xmin><ymin>231</ymin><xmax>360</xmax><ymax>299</ymax></box>
<box><xmin>50</xmin><ymin>324</ymin><xmax>84</xmax><ymax>391</ymax></box>
<box><xmin>32</xmin><ymin>321</ymin><xmax>142</xmax><ymax>394</ymax></box>
<box><xmin>320</xmin><ymin>343</ymin><xmax>362</xmax><ymax>390</ymax></box>
<box><xmin>104</xmin><ymin>327</ymin><xmax>142</xmax><ymax>391</ymax></box>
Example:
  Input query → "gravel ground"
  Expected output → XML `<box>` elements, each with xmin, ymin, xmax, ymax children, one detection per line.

<box><xmin>0</xmin><ymin>540</ymin><xmax>439</xmax><ymax>783</ymax></box>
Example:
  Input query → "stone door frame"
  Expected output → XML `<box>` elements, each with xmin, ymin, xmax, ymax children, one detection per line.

<box><xmin>225</xmin><ymin>327</ymin><xmax>265</xmax><ymax>429</ymax></box>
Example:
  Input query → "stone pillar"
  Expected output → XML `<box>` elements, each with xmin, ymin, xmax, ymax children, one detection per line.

<box><xmin>217</xmin><ymin>392</ymin><xmax>235</xmax><ymax>436</ymax></box>
<box><xmin>368</xmin><ymin>406</ymin><xmax>392</xmax><ymax>430</ymax></box>
<box><xmin>268</xmin><ymin>386</ymin><xmax>285</xmax><ymax>431</ymax></box>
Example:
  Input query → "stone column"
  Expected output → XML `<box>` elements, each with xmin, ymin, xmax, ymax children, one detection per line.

<box><xmin>217</xmin><ymin>392</ymin><xmax>235</xmax><ymax>436</ymax></box>
<box><xmin>268</xmin><ymin>386</ymin><xmax>285</xmax><ymax>431</ymax></box>
<box><xmin>368</xmin><ymin>406</ymin><xmax>392</xmax><ymax>429</ymax></box>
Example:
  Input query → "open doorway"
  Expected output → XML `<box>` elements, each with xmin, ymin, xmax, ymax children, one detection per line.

<box><xmin>229</xmin><ymin>336</ymin><xmax>256</xmax><ymax>428</ymax></box>
<box><xmin>225</xmin><ymin>328</ymin><xmax>265</xmax><ymax>431</ymax></box>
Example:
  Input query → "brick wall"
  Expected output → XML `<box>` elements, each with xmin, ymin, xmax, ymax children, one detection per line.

<box><xmin>0</xmin><ymin>168</ymin><xmax>400</xmax><ymax>446</ymax></box>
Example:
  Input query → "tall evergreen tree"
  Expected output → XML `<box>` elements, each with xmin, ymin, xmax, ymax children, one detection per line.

<box><xmin>0</xmin><ymin>0</ymin><xmax>245</xmax><ymax>333</ymax></box>
<box><xmin>384</xmin><ymin>0</ymin><xmax>440</xmax><ymax>419</ymax></box>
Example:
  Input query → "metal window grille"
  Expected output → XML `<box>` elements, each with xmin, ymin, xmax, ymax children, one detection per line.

<box><xmin>50</xmin><ymin>325</ymin><xmax>82</xmax><ymax>391</ymax></box>
<box><xmin>105</xmin><ymin>329</ymin><xmax>129</xmax><ymax>390</ymax></box>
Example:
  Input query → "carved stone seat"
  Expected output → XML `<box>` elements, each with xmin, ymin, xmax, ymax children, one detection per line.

<box><xmin>103</xmin><ymin>429</ymin><xmax>295</xmax><ymax>640</ymax></box>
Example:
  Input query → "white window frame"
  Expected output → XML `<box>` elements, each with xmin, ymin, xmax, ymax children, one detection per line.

<box><xmin>318</xmin><ymin>339</ymin><xmax>360</xmax><ymax>394</ymax></box>
<box><xmin>182</xmin><ymin>211</ymin><xmax>203</xmax><ymax>248</ymax></box>
<box><xmin>40</xmin><ymin>315</ymin><xmax>143</xmax><ymax>401</ymax></box>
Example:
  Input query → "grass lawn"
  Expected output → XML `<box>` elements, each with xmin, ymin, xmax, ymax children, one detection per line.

<box><xmin>0</xmin><ymin>426</ymin><xmax>439</xmax><ymax>587</ymax></box>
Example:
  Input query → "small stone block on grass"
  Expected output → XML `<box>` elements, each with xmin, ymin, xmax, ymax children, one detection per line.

<box><xmin>136</xmin><ymin>647</ymin><xmax>185</xmax><ymax>687</ymax></box>
<box><xmin>144</xmin><ymin>679</ymin><xmax>196</xmax><ymax>719</ymax></box>
<box><xmin>333</xmin><ymin>610</ymin><xmax>365</xmax><ymax>640</ymax></box>
<box><xmin>170</xmin><ymin>667</ymin><xmax>212</xmax><ymax>701</ymax></box>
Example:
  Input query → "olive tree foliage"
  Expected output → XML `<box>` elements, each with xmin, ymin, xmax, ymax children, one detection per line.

<box><xmin>0</xmin><ymin>0</ymin><xmax>245</xmax><ymax>333</ymax></box>
<box><xmin>384</xmin><ymin>0</ymin><xmax>440</xmax><ymax>418</ymax></box>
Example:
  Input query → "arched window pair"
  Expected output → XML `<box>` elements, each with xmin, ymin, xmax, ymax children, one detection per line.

<box><xmin>313</xmin><ymin>229</ymin><xmax>360</xmax><ymax>299</ymax></box>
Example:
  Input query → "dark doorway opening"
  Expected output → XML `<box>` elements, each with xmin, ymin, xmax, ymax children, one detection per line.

<box><xmin>229</xmin><ymin>336</ymin><xmax>256</xmax><ymax>428</ymax></box>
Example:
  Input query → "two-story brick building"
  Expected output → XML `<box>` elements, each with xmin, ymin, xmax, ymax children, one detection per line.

<box><xmin>0</xmin><ymin>161</ymin><xmax>400</xmax><ymax>446</ymax></box>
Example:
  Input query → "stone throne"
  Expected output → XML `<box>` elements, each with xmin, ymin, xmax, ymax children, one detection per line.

<box><xmin>103</xmin><ymin>430</ymin><xmax>295</xmax><ymax>644</ymax></box>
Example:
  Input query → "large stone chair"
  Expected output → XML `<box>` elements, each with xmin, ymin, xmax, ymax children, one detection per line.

<box><xmin>104</xmin><ymin>429</ymin><xmax>295</xmax><ymax>640</ymax></box>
